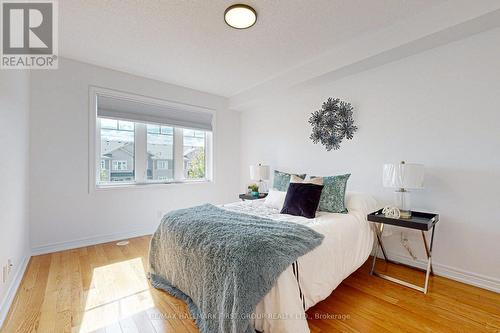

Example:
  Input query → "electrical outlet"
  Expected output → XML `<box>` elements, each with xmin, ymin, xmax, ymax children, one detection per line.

<box><xmin>8</xmin><ymin>259</ymin><xmax>13</xmax><ymax>274</ymax></box>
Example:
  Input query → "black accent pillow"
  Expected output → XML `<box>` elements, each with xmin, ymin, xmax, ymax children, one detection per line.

<box><xmin>280</xmin><ymin>183</ymin><xmax>324</xmax><ymax>219</ymax></box>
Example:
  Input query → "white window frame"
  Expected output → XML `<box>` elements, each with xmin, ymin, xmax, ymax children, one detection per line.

<box><xmin>156</xmin><ymin>160</ymin><xmax>169</xmax><ymax>170</ymax></box>
<box><xmin>88</xmin><ymin>86</ymin><xmax>215</xmax><ymax>192</ymax></box>
<box><xmin>112</xmin><ymin>160</ymin><xmax>128</xmax><ymax>171</ymax></box>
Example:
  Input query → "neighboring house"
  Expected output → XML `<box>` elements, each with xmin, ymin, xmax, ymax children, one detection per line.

<box><xmin>100</xmin><ymin>136</ymin><xmax>204</xmax><ymax>182</ymax></box>
<box><xmin>101</xmin><ymin>141</ymin><xmax>135</xmax><ymax>182</ymax></box>
<box><xmin>146</xmin><ymin>143</ymin><xmax>174</xmax><ymax>180</ymax></box>
<box><xmin>100</xmin><ymin>140</ymin><xmax>174</xmax><ymax>182</ymax></box>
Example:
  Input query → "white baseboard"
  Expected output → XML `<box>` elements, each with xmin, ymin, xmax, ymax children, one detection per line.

<box><xmin>0</xmin><ymin>255</ymin><xmax>30</xmax><ymax>330</ymax></box>
<box><xmin>31</xmin><ymin>228</ymin><xmax>153</xmax><ymax>256</ymax></box>
<box><xmin>381</xmin><ymin>251</ymin><xmax>500</xmax><ymax>293</ymax></box>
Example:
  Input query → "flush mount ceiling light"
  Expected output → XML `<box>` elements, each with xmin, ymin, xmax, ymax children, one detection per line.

<box><xmin>224</xmin><ymin>4</ymin><xmax>257</xmax><ymax>29</ymax></box>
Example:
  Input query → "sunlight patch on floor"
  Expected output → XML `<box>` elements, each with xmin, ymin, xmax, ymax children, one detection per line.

<box><xmin>79</xmin><ymin>257</ymin><xmax>154</xmax><ymax>332</ymax></box>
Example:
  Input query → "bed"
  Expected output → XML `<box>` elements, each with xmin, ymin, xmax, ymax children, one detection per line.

<box><xmin>149</xmin><ymin>192</ymin><xmax>377</xmax><ymax>333</ymax></box>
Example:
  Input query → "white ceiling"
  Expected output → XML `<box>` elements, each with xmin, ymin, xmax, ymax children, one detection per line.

<box><xmin>59</xmin><ymin>0</ymin><xmax>445</xmax><ymax>97</ymax></box>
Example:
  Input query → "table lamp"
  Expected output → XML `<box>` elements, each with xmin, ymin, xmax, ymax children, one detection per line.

<box><xmin>383</xmin><ymin>161</ymin><xmax>424</xmax><ymax>219</ymax></box>
<box><xmin>249</xmin><ymin>164</ymin><xmax>270</xmax><ymax>193</ymax></box>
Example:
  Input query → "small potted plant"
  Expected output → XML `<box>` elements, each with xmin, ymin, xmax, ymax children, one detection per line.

<box><xmin>248</xmin><ymin>184</ymin><xmax>259</xmax><ymax>197</ymax></box>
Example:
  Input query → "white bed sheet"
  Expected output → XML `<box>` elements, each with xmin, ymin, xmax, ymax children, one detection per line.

<box><xmin>221</xmin><ymin>199</ymin><xmax>374</xmax><ymax>333</ymax></box>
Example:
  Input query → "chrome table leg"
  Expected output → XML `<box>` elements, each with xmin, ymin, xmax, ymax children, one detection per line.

<box><xmin>371</xmin><ymin>224</ymin><xmax>436</xmax><ymax>294</ymax></box>
<box><xmin>370</xmin><ymin>223</ymin><xmax>386</xmax><ymax>275</ymax></box>
<box><xmin>422</xmin><ymin>225</ymin><xmax>435</xmax><ymax>294</ymax></box>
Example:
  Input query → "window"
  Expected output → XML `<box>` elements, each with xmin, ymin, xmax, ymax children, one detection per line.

<box><xmin>157</xmin><ymin>160</ymin><xmax>169</xmax><ymax>170</ymax></box>
<box><xmin>94</xmin><ymin>91</ymin><xmax>213</xmax><ymax>187</ymax></box>
<box><xmin>97</xmin><ymin>117</ymin><xmax>211</xmax><ymax>186</ymax></box>
<box><xmin>112</xmin><ymin>160</ymin><xmax>128</xmax><ymax>171</ymax></box>
<box><xmin>183</xmin><ymin>129</ymin><xmax>206</xmax><ymax>179</ymax></box>
<box><xmin>147</xmin><ymin>125</ymin><xmax>173</xmax><ymax>181</ymax></box>
<box><xmin>99</xmin><ymin>120</ymin><xmax>135</xmax><ymax>183</ymax></box>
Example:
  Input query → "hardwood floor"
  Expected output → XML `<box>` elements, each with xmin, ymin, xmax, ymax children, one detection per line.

<box><xmin>2</xmin><ymin>236</ymin><xmax>499</xmax><ymax>333</ymax></box>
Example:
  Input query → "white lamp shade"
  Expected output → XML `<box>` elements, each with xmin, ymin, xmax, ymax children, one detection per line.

<box><xmin>249</xmin><ymin>164</ymin><xmax>270</xmax><ymax>181</ymax></box>
<box><xmin>383</xmin><ymin>163</ymin><xmax>424</xmax><ymax>189</ymax></box>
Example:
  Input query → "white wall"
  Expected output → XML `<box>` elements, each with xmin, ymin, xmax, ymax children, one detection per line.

<box><xmin>239</xmin><ymin>28</ymin><xmax>500</xmax><ymax>289</ymax></box>
<box><xmin>0</xmin><ymin>71</ymin><xmax>31</xmax><ymax>320</ymax></box>
<box><xmin>30</xmin><ymin>58</ymin><xmax>240</xmax><ymax>253</ymax></box>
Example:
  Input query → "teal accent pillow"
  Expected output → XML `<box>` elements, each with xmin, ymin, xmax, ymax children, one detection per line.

<box><xmin>313</xmin><ymin>174</ymin><xmax>350</xmax><ymax>213</ymax></box>
<box><xmin>273</xmin><ymin>170</ymin><xmax>306</xmax><ymax>192</ymax></box>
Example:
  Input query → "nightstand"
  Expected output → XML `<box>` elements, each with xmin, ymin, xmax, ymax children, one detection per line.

<box><xmin>239</xmin><ymin>193</ymin><xmax>268</xmax><ymax>201</ymax></box>
<box><xmin>367</xmin><ymin>209</ymin><xmax>439</xmax><ymax>294</ymax></box>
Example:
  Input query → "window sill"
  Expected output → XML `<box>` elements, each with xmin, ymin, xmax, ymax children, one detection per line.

<box><xmin>94</xmin><ymin>179</ymin><xmax>213</xmax><ymax>191</ymax></box>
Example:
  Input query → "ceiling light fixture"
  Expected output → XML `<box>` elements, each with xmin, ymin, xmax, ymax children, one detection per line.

<box><xmin>224</xmin><ymin>4</ymin><xmax>257</xmax><ymax>29</ymax></box>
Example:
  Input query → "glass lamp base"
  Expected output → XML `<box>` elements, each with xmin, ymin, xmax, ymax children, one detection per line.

<box><xmin>395</xmin><ymin>189</ymin><xmax>412</xmax><ymax>219</ymax></box>
<box><xmin>258</xmin><ymin>180</ymin><xmax>269</xmax><ymax>193</ymax></box>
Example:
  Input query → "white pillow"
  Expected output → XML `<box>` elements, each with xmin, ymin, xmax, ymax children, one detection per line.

<box><xmin>264</xmin><ymin>189</ymin><xmax>287</xmax><ymax>210</ymax></box>
<box><xmin>345</xmin><ymin>192</ymin><xmax>379</xmax><ymax>214</ymax></box>
<box><xmin>290</xmin><ymin>174</ymin><xmax>323</xmax><ymax>185</ymax></box>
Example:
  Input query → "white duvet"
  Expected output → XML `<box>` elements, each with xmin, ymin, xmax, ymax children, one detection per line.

<box><xmin>221</xmin><ymin>193</ymin><xmax>376</xmax><ymax>333</ymax></box>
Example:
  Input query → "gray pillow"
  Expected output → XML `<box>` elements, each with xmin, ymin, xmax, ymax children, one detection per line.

<box><xmin>312</xmin><ymin>174</ymin><xmax>350</xmax><ymax>213</ymax></box>
<box><xmin>273</xmin><ymin>170</ymin><xmax>306</xmax><ymax>191</ymax></box>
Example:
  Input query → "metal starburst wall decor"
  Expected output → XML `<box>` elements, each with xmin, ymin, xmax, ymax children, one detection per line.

<box><xmin>309</xmin><ymin>97</ymin><xmax>358</xmax><ymax>151</ymax></box>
